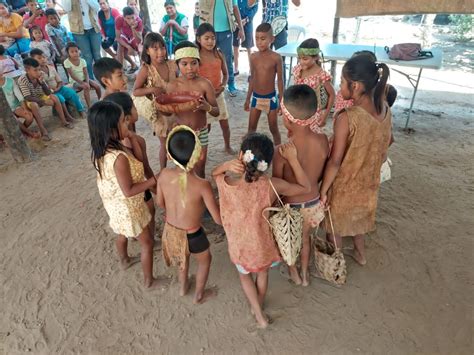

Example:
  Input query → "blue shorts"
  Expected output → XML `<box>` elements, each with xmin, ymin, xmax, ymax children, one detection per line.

<box><xmin>233</xmin><ymin>21</ymin><xmax>254</xmax><ymax>49</ymax></box>
<box><xmin>250</xmin><ymin>91</ymin><xmax>278</xmax><ymax>113</ymax></box>
<box><xmin>236</xmin><ymin>261</ymin><xmax>280</xmax><ymax>274</ymax></box>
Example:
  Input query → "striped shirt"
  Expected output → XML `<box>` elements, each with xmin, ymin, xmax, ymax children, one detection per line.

<box><xmin>17</xmin><ymin>74</ymin><xmax>47</xmax><ymax>100</ymax></box>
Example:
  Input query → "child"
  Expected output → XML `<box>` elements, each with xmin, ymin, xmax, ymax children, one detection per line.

<box><xmin>30</xmin><ymin>25</ymin><xmax>58</xmax><ymax>64</ymax></box>
<box><xmin>17</xmin><ymin>57</ymin><xmax>73</xmax><ymax>139</ymax></box>
<box><xmin>30</xmin><ymin>48</ymin><xmax>85</xmax><ymax>120</ymax></box>
<box><xmin>212</xmin><ymin>133</ymin><xmax>311</xmax><ymax>328</ymax></box>
<box><xmin>245</xmin><ymin>23</ymin><xmax>283</xmax><ymax>146</ymax></box>
<box><xmin>272</xmin><ymin>84</ymin><xmax>329</xmax><ymax>286</ymax></box>
<box><xmin>45</xmin><ymin>8</ymin><xmax>71</xmax><ymax>61</ymax></box>
<box><xmin>133</xmin><ymin>32</ymin><xmax>177</xmax><ymax>169</ymax></box>
<box><xmin>93</xmin><ymin>57</ymin><xmax>128</xmax><ymax>98</ymax></box>
<box><xmin>156</xmin><ymin>125</ymin><xmax>221</xmax><ymax>304</ymax></box>
<box><xmin>1</xmin><ymin>70</ymin><xmax>40</xmax><ymax>138</ymax></box>
<box><xmin>165</xmin><ymin>41</ymin><xmax>219</xmax><ymax>178</ymax></box>
<box><xmin>0</xmin><ymin>45</ymin><xmax>22</xmax><ymax>78</ymax></box>
<box><xmin>319</xmin><ymin>56</ymin><xmax>392</xmax><ymax>266</ymax></box>
<box><xmin>88</xmin><ymin>101</ymin><xmax>166</xmax><ymax>289</ymax></box>
<box><xmin>293</xmin><ymin>38</ymin><xmax>335</xmax><ymax>128</ymax></box>
<box><xmin>115</xmin><ymin>6</ymin><xmax>142</xmax><ymax>73</ymax></box>
<box><xmin>23</xmin><ymin>0</ymin><xmax>49</xmax><ymax>39</ymax></box>
<box><xmin>64</xmin><ymin>42</ymin><xmax>101</xmax><ymax>108</ymax></box>
<box><xmin>196</xmin><ymin>23</ymin><xmax>233</xmax><ymax>154</ymax></box>
<box><xmin>103</xmin><ymin>92</ymin><xmax>156</xmax><ymax>238</ymax></box>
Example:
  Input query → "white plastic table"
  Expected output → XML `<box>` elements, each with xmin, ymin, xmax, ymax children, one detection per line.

<box><xmin>277</xmin><ymin>43</ymin><xmax>443</xmax><ymax>128</ymax></box>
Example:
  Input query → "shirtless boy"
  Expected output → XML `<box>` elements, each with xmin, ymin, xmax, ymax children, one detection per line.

<box><xmin>156</xmin><ymin>125</ymin><xmax>221</xmax><ymax>304</ymax></box>
<box><xmin>273</xmin><ymin>84</ymin><xmax>329</xmax><ymax>286</ymax></box>
<box><xmin>245</xmin><ymin>22</ymin><xmax>283</xmax><ymax>146</ymax></box>
<box><xmin>165</xmin><ymin>41</ymin><xmax>219</xmax><ymax>178</ymax></box>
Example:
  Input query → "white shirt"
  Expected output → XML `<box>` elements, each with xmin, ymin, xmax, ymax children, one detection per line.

<box><xmin>61</xmin><ymin>0</ymin><xmax>100</xmax><ymax>30</ymax></box>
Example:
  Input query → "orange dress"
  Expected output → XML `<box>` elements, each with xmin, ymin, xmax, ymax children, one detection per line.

<box><xmin>324</xmin><ymin>106</ymin><xmax>392</xmax><ymax>236</ymax></box>
<box><xmin>215</xmin><ymin>175</ymin><xmax>281</xmax><ymax>272</ymax></box>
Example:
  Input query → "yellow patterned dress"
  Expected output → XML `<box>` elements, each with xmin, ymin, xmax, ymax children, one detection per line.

<box><xmin>97</xmin><ymin>150</ymin><xmax>151</xmax><ymax>238</ymax></box>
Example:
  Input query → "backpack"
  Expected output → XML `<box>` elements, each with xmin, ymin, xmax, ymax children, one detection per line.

<box><xmin>385</xmin><ymin>43</ymin><xmax>433</xmax><ymax>61</ymax></box>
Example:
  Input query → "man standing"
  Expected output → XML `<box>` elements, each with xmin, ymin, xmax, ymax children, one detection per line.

<box><xmin>199</xmin><ymin>0</ymin><xmax>244</xmax><ymax>96</ymax></box>
<box><xmin>232</xmin><ymin>0</ymin><xmax>257</xmax><ymax>76</ymax></box>
<box><xmin>159</xmin><ymin>0</ymin><xmax>188</xmax><ymax>55</ymax></box>
<box><xmin>262</xmin><ymin>0</ymin><xmax>300</xmax><ymax>50</ymax></box>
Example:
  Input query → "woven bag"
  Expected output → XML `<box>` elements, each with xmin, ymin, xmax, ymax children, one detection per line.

<box><xmin>316</xmin><ymin>84</ymin><xmax>329</xmax><ymax>110</ymax></box>
<box><xmin>263</xmin><ymin>180</ymin><xmax>303</xmax><ymax>266</ymax></box>
<box><xmin>313</xmin><ymin>208</ymin><xmax>347</xmax><ymax>285</ymax></box>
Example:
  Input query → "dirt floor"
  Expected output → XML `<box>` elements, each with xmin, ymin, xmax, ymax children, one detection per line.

<box><xmin>0</xmin><ymin>30</ymin><xmax>473</xmax><ymax>355</ymax></box>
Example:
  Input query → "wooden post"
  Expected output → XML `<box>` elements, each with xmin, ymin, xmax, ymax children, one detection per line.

<box><xmin>0</xmin><ymin>90</ymin><xmax>32</xmax><ymax>163</ymax></box>
<box><xmin>330</xmin><ymin>16</ymin><xmax>340</xmax><ymax>84</ymax></box>
<box><xmin>138</xmin><ymin>0</ymin><xmax>152</xmax><ymax>32</ymax></box>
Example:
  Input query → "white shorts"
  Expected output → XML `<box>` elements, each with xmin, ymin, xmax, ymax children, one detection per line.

<box><xmin>207</xmin><ymin>93</ymin><xmax>229</xmax><ymax>124</ymax></box>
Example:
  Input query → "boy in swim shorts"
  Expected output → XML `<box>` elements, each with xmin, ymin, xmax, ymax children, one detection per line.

<box><xmin>245</xmin><ymin>22</ymin><xmax>283</xmax><ymax>146</ymax></box>
<box><xmin>273</xmin><ymin>84</ymin><xmax>329</xmax><ymax>286</ymax></box>
<box><xmin>155</xmin><ymin>125</ymin><xmax>221</xmax><ymax>304</ymax></box>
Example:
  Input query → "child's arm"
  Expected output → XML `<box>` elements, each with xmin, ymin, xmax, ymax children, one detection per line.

<box><xmin>245</xmin><ymin>54</ymin><xmax>255</xmax><ymax>111</ymax></box>
<box><xmin>211</xmin><ymin>159</ymin><xmax>245</xmax><ymax>178</ymax></box>
<box><xmin>319</xmin><ymin>111</ymin><xmax>350</xmax><ymax>205</ymax></box>
<box><xmin>135</xmin><ymin>134</ymin><xmax>154</xmax><ymax>179</ymax></box>
<box><xmin>65</xmin><ymin>66</ymin><xmax>84</xmax><ymax>84</ymax></box>
<box><xmin>114</xmin><ymin>154</ymin><xmax>157</xmax><ymax>197</ymax></box>
<box><xmin>133</xmin><ymin>66</ymin><xmax>163</xmax><ymax>97</ymax></box>
<box><xmin>201</xmin><ymin>181</ymin><xmax>222</xmax><ymax>225</ymax></box>
<box><xmin>197</xmin><ymin>80</ymin><xmax>219</xmax><ymax>117</ymax></box>
<box><xmin>319</xmin><ymin>80</ymin><xmax>336</xmax><ymax>126</ymax></box>
<box><xmin>276</xmin><ymin>54</ymin><xmax>284</xmax><ymax>105</ymax></box>
<box><xmin>83</xmin><ymin>65</ymin><xmax>90</xmax><ymax>83</ymax></box>
<box><xmin>217</xmin><ymin>50</ymin><xmax>228</xmax><ymax>96</ymax></box>
<box><xmin>155</xmin><ymin>176</ymin><xmax>165</xmax><ymax>209</ymax></box>
<box><xmin>271</xmin><ymin>147</ymin><xmax>285</xmax><ymax>179</ymax></box>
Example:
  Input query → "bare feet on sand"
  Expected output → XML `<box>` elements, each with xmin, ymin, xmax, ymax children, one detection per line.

<box><xmin>180</xmin><ymin>275</ymin><xmax>195</xmax><ymax>297</ymax></box>
<box><xmin>225</xmin><ymin>147</ymin><xmax>235</xmax><ymax>155</ymax></box>
<box><xmin>289</xmin><ymin>267</ymin><xmax>303</xmax><ymax>285</ymax></box>
<box><xmin>145</xmin><ymin>276</ymin><xmax>171</xmax><ymax>291</ymax></box>
<box><xmin>193</xmin><ymin>286</ymin><xmax>218</xmax><ymax>305</ymax></box>
<box><xmin>301</xmin><ymin>271</ymin><xmax>310</xmax><ymax>287</ymax></box>
<box><xmin>346</xmin><ymin>249</ymin><xmax>367</xmax><ymax>266</ymax></box>
<box><xmin>120</xmin><ymin>256</ymin><xmax>140</xmax><ymax>270</ymax></box>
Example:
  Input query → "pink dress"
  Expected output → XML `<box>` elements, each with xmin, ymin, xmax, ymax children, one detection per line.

<box><xmin>293</xmin><ymin>63</ymin><xmax>332</xmax><ymax>108</ymax></box>
<box><xmin>215</xmin><ymin>175</ymin><xmax>281</xmax><ymax>273</ymax></box>
<box><xmin>334</xmin><ymin>90</ymin><xmax>354</xmax><ymax>115</ymax></box>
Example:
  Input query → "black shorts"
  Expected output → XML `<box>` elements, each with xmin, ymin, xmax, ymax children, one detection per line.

<box><xmin>144</xmin><ymin>189</ymin><xmax>152</xmax><ymax>202</ymax></box>
<box><xmin>233</xmin><ymin>21</ymin><xmax>254</xmax><ymax>49</ymax></box>
<box><xmin>187</xmin><ymin>228</ymin><xmax>210</xmax><ymax>254</ymax></box>
<box><xmin>101</xmin><ymin>37</ymin><xmax>118</xmax><ymax>51</ymax></box>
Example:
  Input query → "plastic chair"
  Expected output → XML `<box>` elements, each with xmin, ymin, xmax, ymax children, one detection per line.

<box><xmin>286</xmin><ymin>26</ymin><xmax>306</xmax><ymax>86</ymax></box>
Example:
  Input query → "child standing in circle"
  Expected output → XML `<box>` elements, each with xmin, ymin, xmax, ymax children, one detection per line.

<box><xmin>88</xmin><ymin>101</ymin><xmax>166</xmax><ymax>289</ymax></box>
<box><xmin>320</xmin><ymin>56</ymin><xmax>392</xmax><ymax>266</ymax></box>
<box><xmin>213</xmin><ymin>133</ymin><xmax>311</xmax><ymax>328</ymax></box>
<box><xmin>133</xmin><ymin>32</ymin><xmax>178</xmax><ymax>170</ymax></box>
<box><xmin>196</xmin><ymin>23</ymin><xmax>233</xmax><ymax>155</ymax></box>
<box><xmin>293</xmin><ymin>38</ymin><xmax>335</xmax><ymax>128</ymax></box>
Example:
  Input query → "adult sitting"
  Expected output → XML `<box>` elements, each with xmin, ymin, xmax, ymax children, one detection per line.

<box><xmin>115</xmin><ymin>6</ymin><xmax>142</xmax><ymax>73</ymax></box>
<box><xmin>0</xmin><ymin>1</ymin><xmax>30</xmax><ymax>56</ymax></box>
<box><xmin>199</xmin><ymin>0</ymin><xmax>244</xmax><ymax>96</ymax></box>
<box><xmin>98</xmin><ymin>0</ymin><xmax>120</xmax><ymax>58</ymax></box>
<box><xmin>233</xmin><ymin>0</ymin><xmax>257</xmax><ymax>76</ymax></box>
<box><xmin>262</xmin><ymin>0</ymin><xmax>300</xmax><ymax>50</ymax></box>
<box><xmin>23</xmin><ymin>0</ymin><xmax>49</xmax><ymax>39</ymax></box>
<box><xmin>62</xmin><ymin>0</ymin><xmax>101</xmax><ymax>79</ymax></box>
<box><xmin>159</xmin><ymin>0</ymin><xmax>188</xmax><ymax>55</ymax></box>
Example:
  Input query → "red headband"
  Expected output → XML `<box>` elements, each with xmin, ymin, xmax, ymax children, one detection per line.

<box><xmin>281</xmin><ymin>101</ymin><xmax>323</xmax><ymax>134</ymax></box>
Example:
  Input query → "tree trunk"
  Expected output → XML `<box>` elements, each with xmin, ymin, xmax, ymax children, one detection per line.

<box><xmin>330</xmin><ymin>17</ymin><xmax>340</xmax><ymax>84</ymax></box>
<box><xmin>138</xmin><ymin>0</ymin><xmax>152</xmax><ymax>32</ymax></box>
<box><xmin>0</xmin><ymin>90</ymin><xmax>32</xmax><ymax>163</ymax></box>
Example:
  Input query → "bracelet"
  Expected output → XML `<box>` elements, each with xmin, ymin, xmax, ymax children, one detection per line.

<box><xmin>207</xmin><ymin>106</ymin><xmax>213</xmax><ymax>113</ymax></box>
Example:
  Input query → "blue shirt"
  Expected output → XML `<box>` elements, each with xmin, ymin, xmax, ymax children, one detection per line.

<box><xmin>213</xmin><ymin>0</ymin><xmax>237</xmax><ymax>32</ymax></box>
<box><xmin>262</xmin><ymin>0</ymin><xmax>289</xmax><ymax>23</ymax></box>
<box><xmin>237</xmin><ymin>0</ymin><xmax>258</xmax><ymax>20</ymax></box>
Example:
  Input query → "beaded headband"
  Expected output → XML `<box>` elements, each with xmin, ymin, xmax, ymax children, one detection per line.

<box><xmin>297</xmin><ymin>47</ymin><xmax>320</xmax><ymax>57</ymax></box>
<box><xmin>281</xmin><ymin>100</ymin><xmax>323</xmax><ymax>134</ymax></box>
<box><xmin>174</xmin><ymin>47</ymin><xmax>200</xmax><ymax>61</ymax></box>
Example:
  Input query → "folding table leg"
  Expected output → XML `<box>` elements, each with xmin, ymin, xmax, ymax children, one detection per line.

<box><xmin>405</xmin><ymin>68</ymin><xmax>423</xmax><ymax>129</ymax></box>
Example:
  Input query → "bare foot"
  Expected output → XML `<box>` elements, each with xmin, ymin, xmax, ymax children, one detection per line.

<box><xmin>301</xmin><ymin>272</ymin><xmax>310</xmax><ymax>287</ymax></box>
<box><xmin>66</xmin><ymin>115</ymin><xmax>75</xmax><ymax>122</ymax></box>
<box><xmin>193</xmin><ymin>286</ymin><xmax>218</xmax><ymax>304</ymax></box>
<box><xmin>346</xmin><ymin>249</ymin><xmax>367</xmax><ymax>266</ymax></box>
<box><xmin>254</xmin><ymin>312</ymin><xmax>269</xmax><ymax>329</ymax></box>
<box><xmin>225</xmin><ymin>147</ymin><xmax>235</xmax><ymax>155</ymax></box>
<box><xmin>80</xmin><ymin>112</ymin><xmax>87</xmax><ymax>119</ymax></box>
<box><xmin>145</xmin><ymin>276</ymin><xmax>171</xmax><ymax>291</ymax></box>
<box><xmin>289</xmin><ymin>267</ymin><xmax>302</xmax><ymax>286</ymax></box>
<box><xmin>120</xmin><ymin>256</ymin><xmax>140</xmax><ymax>270</ymax></box>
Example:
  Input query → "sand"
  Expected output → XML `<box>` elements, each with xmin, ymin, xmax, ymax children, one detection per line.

<box><xmin>1</xmin><ymin>61</ymin><xmax>473</xmax><ymax>353</ymax></box>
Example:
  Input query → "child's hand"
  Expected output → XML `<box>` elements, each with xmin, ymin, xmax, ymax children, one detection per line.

<box><xmin>194</xmin><ymin>96</ymin><xmax>211</xmax><ymax>112</ymax></box>
<box><xmin>320</xmin><ymin>193</ymin><xmax>328</xmax><ymax>208</ymax></box>
<box><xmin>153</xmin><ymin>87</ymin><xmax>165</xmax><ymax>96</ymax></box>
<box><xmin>225</xmin><ymin>159</ymin><xmax>245</xmax><ymax>175</ymax></box>
<box><xmin>279</xmin><ymin>142</ymin><xmax>298</xmax><ymax>161</ymax></box>
<box><xmin>244</xmin><ymin>98</ymin><xmax>250</xmax><ymax>112</ymax></box>
<box><xmin>317</xmin><ymin>111</ymin><xmax>328</xmax><ymax>127</ymax></box>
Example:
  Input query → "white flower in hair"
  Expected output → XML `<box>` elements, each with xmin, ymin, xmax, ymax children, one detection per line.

<box><xmin>257</xmin><ymin>160</ymin><xmax>268</xmax><ymax>172</ymax></box>
<box><xmin>243</xmin><ymin>150</ymin><xmax>255</xmax><ymax>163</ymax></box>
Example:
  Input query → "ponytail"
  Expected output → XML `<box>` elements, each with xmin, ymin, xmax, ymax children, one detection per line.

<box><xmin>374</xmin><ymin>63</ymin><xmax>390</xmax><ymax>114</ymax></box>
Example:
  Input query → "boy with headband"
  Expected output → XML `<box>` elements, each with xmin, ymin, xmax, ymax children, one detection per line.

<box><xmin>272</xmin><ymin>84</ymin><xmax>329</xmax><ymax>287</ymax></box>
<box><xmin>165</xmin><ymin>41</ymin><xmax>219</xmax><ymax>178</ymax></box>
<box><xmin>156</xmin><ymin>125</ymin><xmax>221</xmax><ymax>304</ymax></box>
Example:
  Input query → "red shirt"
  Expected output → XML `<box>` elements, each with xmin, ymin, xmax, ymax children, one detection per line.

<box><xmin>115</xmin><ymin>15</ymin><xmax>143</xmax><ymax>41</ymax></box>
<box><xmin>23</xmin><ymin>12</ymin><xmax>49</xmax><ymax>40</ymax></box>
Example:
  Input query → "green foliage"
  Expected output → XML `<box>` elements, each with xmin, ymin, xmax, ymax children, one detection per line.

<box><xmin>449</xmin><ymin>14</ymin><xmax>473</xmax><ymax>41</ymax></box>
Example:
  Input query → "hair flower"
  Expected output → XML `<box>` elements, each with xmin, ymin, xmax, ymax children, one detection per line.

<box><xmin>257</xmin><ymin>160</ymin><xmax>268</xmax><ymax>172</ymax></box>
<box><xmin>243</xmin><ymin>150</ymin><xmax>255</xmax><ymax>163</ymax></box>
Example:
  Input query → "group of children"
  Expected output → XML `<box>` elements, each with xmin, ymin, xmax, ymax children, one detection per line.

<box><xmin>84</xmin><ymin>21</ymin><xmax>395</xmax><ymax>329</ymax></box>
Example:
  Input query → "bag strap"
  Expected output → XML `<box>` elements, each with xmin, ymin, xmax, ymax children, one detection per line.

<box><xmin>326</xmin><ymin>207</ymin><xmax>340</xmax><ymax>251</ymax></box>
<box><xmin>268</xmin><ymin>178</ymin><xmax>284</xmax><ymax>208</ymax></box>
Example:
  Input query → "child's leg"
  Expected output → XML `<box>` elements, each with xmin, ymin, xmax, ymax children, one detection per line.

<box><xmin>146</xmin><ymin>197</ymin><xmax>155</xmax><ymax>239</ymax></box>
<box><xmin>239</xmin><ymin>272</ymin><xmax>269</xmax><ymax>328</ymax></box>
<box><xmin>14</xmin><ymin>108</ymin><xmax>38</xmax><ymax>138</ymax></box>
<box><xmin>89</xmin><ymin>80</ymin><xmax>102</xmax><ymax>100</ymax></box>
<box><xmin>248</xmin><ymin>108</ymin><xmax>262</xmax><ymax>133</ymax></box>
<box><xmin>193</xmin><ymin>248</ymin><xmax>214</xmax><ymax>304</ymax></box>
<box><xmin>219</xmin><ymin>119</ymin><xmax>233</xmax><ymax>154</ymax></box>
<box><xmin>125</xmin><ymin>53</ymin><xmax>137</xmax><ymax>69</ymax></box>
<box><xmin>115</xmin><ymin>234</ymin><xmax>140</xmax><ymax>269</ymax></box>
<box><xmin>28</xmin><ymin>102</ymin><xmax>49</xmax><ymax>137</ymax></box>
<box><xmin>300</xmin><ymin>224</ymin><xmax>313</xmax><ymax>287</ymax></box>
<box><xmin>60</xmin><ymin>86</ymin><xmax>85</xmax><ymax>114</ymax></box>
<box><xmin>352</xmin><ymin>234</ymin><xmax>367</xmax><ymax>266</ymax></box>
<box><xmin>49</xmin><ymin>94</ymin><xmax>70</xmax><ymax>126</ymax></box>
<box><xmin>178</xmin><ymin>254</ymin><xmax>190</xmax><ymax>296</ymax></box>
<box><xmin>288</xmin><ymin>264</ymin><xmax>302</xmax><ymax>286</ymax></box>
<box><xmin>104</xmin><ymin>47</ymin><xmax>117</xmax><ymax>59</ymax></box>
<box><xmin>267</xmin><ymin>110</ymin><xmax>281</xmax><ymax>146</ymax></box>
<box><xmin>117</xmin><ymin>44</ymin><xmax>125</xmax><ymax>65</ymax></box>
<box><xmin>158</xmin><ymin>136</ymin><xmax>167</xmax><ymax>170</ymax></box>
<box><xmin>136</xmin><ymin>227</ymin><xmax>162</xmax><ymax>288</ymax></box>
<box><xmin>254</xmin><ymin>269</ymin><xmax>269</xmax><ymax>308</ymax></box>
<box><xmin>81</xmin><ymin>83</ymin><xmax>92</xmax><ymax>108</ymax></box>
<box><xmin>195</xmin><ymin>145</ymin><xmax>207</xmax><ymax>178</ymax></box>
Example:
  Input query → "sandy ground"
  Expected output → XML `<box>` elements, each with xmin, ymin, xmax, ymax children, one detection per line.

<box><xmin>1</xmin><ymin>44</ymin><xmax>473</xmax><ymax>355</ymax></box>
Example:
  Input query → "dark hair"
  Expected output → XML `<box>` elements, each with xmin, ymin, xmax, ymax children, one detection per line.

<box><xmin>93</xmin><ymin>57</ymin><xmax>123</xmax><ymax>88</ymax></box>
<box><xmin>122</xmin><ymin>6</ymin><xmax>134</xmax><ymax>17</ymax></box>
<box><xmin>141</xmin><ymin>32</ymin><xmax>167</xmax><ymax>64</ymax></box>
<box><xmin>241</xmin><ymin>133</ymin><xmax>274</xmax><ymax>183</ymax></box>
<box><xmin>283</xmin><ymin>84</ymin><xmax>318</xmax><ymax>119</ymax></box>
<box><xmin>164</xmin><ymin>0</ymin><xmax>175</xmax><ymax>7</ymax></box>
<box><xmin>45</xmin><ymin>8</ymin><xmax>58</xmax><ymax>17</ymax></box>
<box><xmin>103</xmin><ymin>92</ymin><xmax>134</xmax><ymax>116</ymax></box>
<box><xmin>342</xmin><ymin>56</ymin><xmax>390</xmax><ymax>115</ymax></box>
<box><xmin>174</xmin><ymin>40</ymin><xmax>199</xmax><ymax>64</ymax></box>
<box><xmin>0</xmin><ymin>45</ymin><xmax>5</xmax><ymax>56</ymax></box>
<box><xmin>30</xmin><ymin>25</ymin><xmax>43</xmax><ymax>39</ymax></box>
<box><xmin>195</xmin><ymin>23</ymin><xmax>218</xmax><ymax>56</ymax></box>
<box><xmin>26</xmin><ymin>0</ymin><xmax>36</xmax><ymax>4</ymax></box>
<box><xmin>88</xmin><ymin>101</ymin><xmax>124</xmax><ymax>178</ymax></box>
<box><xmin>65</xmin><ymin>41</ymin><xmax>79</xmax><ymax>54</ymax></box>
<box><xmin>256</xmin><ymin>22</ymin><xmax>272</xmax><ymax>34</ymax></box>
<box><xmin>29</xmin><ymin>48</ymin><xmax>44</xmax><ymax>57</ymax></box>
<box><xmin>386</xmin><ymin>84</ymin><xmax>397</xmax><ymax>107</ymax></box>
<box><xmin>168</xmin><ymin>130</ymin><xmax>196</xmax><ymax>166</ymax></box>
<box><xmin>299</xmin><ymin>38</ymin><xmax>322</xmax><ymax>65</ymax></box>
<box><xmin>23</xmin><ymin>57</ymin><xmax>40</xmax><ymax>68</ymax></box>
<box><xmin>352</xmin><ymin>50</ymin><xmax>377</xmax><ymax>62</ymax></box>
